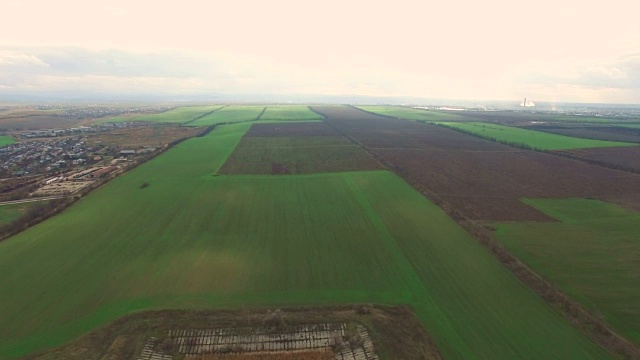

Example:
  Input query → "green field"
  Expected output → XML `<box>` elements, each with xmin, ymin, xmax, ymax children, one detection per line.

<box><xmin>0</xmin><ymin>135</ymin><xmax>15</xmax><ymax>147</ymax></box>
<box><xmin>435</xmin><ymin>122</ymin><xmax>637</xmax><ymax>150</ymax></box>
<box><xmin>0</xmin><ymin>123</ymin><xmax>611</xmax><ymax>359</ymax></box>
<box><xmin>494</xmin><ymin>198</ymin><xmax>640</xmax><ymax>345</ymax></box>
<box><xmin>0</xmin><ymin>202</ymin><xmax>38</xmax><ymax>226</ymax></box>
<box><xmin>550</xmin><ymin>115</ymin><xmax>640</xmax><ymax>123</ymax></box>
<box><xmin>260</xmin><ymin>105</ymin><xmax>324</xmax><ymax>121</ymax></box>
<box><xmin>188</xmin><ymin>105</ymin><xmax>265</xmax><ymax>126</ymax></box>
<box><xmin>615</xmin><ymin>123</ymin><xmax>640</xmax><ymax>129</ymax></box>
<box><xmin>357</xmin><ymin>106</ymin><xmax>469</xmax><ymax>121</ymax></box>
<box><xmin>100</xmin><ymin>106</ymin><xmax>222</xmax><ymax>124</ymax></box>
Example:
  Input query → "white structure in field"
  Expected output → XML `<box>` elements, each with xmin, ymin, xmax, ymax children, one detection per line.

<box><xmin>520</xmin><ymin>98</ymin><xmax>535</xmax><ymax>107</ymax></box>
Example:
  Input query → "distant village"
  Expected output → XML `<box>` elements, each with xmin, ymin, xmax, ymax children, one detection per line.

<box><xmin>0</xmin><ymin>122</ymin><xmax>161</xmax><ymax>200</ymax></box>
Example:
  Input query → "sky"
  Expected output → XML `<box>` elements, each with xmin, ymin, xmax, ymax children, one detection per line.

<box><xmin>1</xmin><ymin>0</ymin><xmax>639</xmax><ymax>103</ymax></box>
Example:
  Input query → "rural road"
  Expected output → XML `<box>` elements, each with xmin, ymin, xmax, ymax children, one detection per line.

<box><xmin>0</xmin><ymin>196</ymin><xmax>65</xmax><ymax>206</ymax></box>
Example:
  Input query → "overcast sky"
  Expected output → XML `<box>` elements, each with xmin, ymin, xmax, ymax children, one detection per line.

<box><xmin>1</xmin><ymin>0</ymin><xmax>639</xmax><ymax>103</ymax></box>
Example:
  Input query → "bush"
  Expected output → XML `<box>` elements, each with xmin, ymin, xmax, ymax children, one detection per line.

<box><xmin>356</xmin><ymin>304</ymin><xmax>373</xmax><ymax>314</ymax></box>
<box><xmin>140</xmin><ymin>182</ymin><xmax>150</xmax><ymax>189</ymax></box>
<box><xmin>330</xmin><ymin>332</ymin><xmax>344</xmax><ymax>352</ymax></box>
<box><xmin>158</xmin><ymin>337</ymin><xmax>175</xmax><ymax>353</ymax></box>
<box><xmin>263</xmin><ymin>309</ymin><xmax>286</xmax><ymax>329</ymax></box>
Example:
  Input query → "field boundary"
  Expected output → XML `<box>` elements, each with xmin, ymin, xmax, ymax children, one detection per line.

<box><xmin>429</xmin><ymin>121</ymin><xmax>640</xmax><ymax>175</ymax></box>
<box><xmin>318</xmin><ymin>106</ymin><xmax>640</xmax><ymax>359</ymax></box>
<box><xmin>183</xmin><ymin>106</ymin><xmax>228</xmax><ymax>125</ymax></box>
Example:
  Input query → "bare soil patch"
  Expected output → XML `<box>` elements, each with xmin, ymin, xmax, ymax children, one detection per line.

<box><xmin>19</xmin><ymin>305</ymin><xmax>442</xmax><ymax>360</ymax></box>
<box><xmin>313</xmin><ymin>106</ymin><xmax>640</xmax><ymax>221</ymax></box>
<box><xmin>85</xmin><ymin>125</ymin><xmax>201</xmax><ymax>148</ymax></box>
<box><xmin>219</xmin><ymin>123</ymin><xmax>382</xmax><ymax>175</ymax></box>
<box><xmin>246</xmin><ymin>123</ymin><xmax>339</xmax><ymax>137</ymax></box>
<box><xmin>554</xmin><ymin>146</ymin><xmax>640</xmax><ymax>173</ymax></box>
<box><xmin>526</xmin><ymin>125</ymin><xmax>640</xmax><ymax>143</ymax></box>
<box><xmin>0</xmin><ymin>115</ymin><xmax>83</xmax><ymax>130</ymax></box>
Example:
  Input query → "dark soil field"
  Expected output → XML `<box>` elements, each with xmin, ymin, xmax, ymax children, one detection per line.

<box><xmin>85</xmin><ymin>125</ymin><xmax>202</xmax><ymax>147</ymax></box>
<box><xmin>219</xmin><ymin>122</ymin><xmax>382</xmax><ymax>175</ymax></box>
<box><xmin>313</xmin><ymin>106</ymin><xmax>640</xmax><ymax>221</ymax></box>
<box><xmin>245</xmin><ymin>122</ymin><xmax>339</xmax><ymax>137</ymax></box>
<box><xmin>0</xmin><ymin>115</ymin><xmax>84</xmax><ymax>130</ymax></box>
<box><xmin>525</xmin><ymin>125</ymin><xmax>640</xmax><ymax>143</ymax></box>
<box><xmin>555</xmin><ymin>146</ymin><xmax>640</xmax><ymax>173</ymax></box>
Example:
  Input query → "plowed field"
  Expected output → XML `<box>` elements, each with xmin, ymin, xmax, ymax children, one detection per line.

<box><xmin>313</xmin><ymin>106</ymin><xmax>640</xmax><ymax>221</ymax></box>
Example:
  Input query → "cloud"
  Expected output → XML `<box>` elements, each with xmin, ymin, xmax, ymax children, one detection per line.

<box><xmin>0</xmin><ymin>50</ymin><xmax>49</xmax><ymax>67</ymax></box>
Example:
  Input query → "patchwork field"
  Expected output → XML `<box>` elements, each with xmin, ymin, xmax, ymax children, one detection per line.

<box><xmin>259</xmin><ymin>106</ymin><xmax>324</xmax><ymax>121</ymax></box>
<box><xmin>219</xmin><ymin>123</ymin><xmax>381</xmax><ymax>175</ymax></box>
<box><xmin>357</xmin><ymin>106</ymin><xmax>468</xmax><ymax>122</ymax></box>
<box><xmin>314</xmin><ymin>106</ymin><xmax>640</xmax><ymax>221</ymax></box>
<box><xmin>0</xmin><ymin>121</ymin><xmax>611</xmax><ymax>359</ymax></box>
<box><xmin>456</xmin><ymin>110</ymin><xmax>639</xmax><ymax>125</ymax></box>
<box><xmin>555</xmin><ymin>146</ymin><xmax>640</xmax><ymax>173</ymax></box>
<box><xmin>100</xmin><ymin>106</ymin><xmax>223</xmax><ymax>124</ymax></box>
<box><xmin>84</xmin><ymin>125</ymin><xmax>201</xmax><ymax>147</ymax></box>
<box><xmin>493</xmin><ymin>198</ymin><xmax>640</xmax><ymax>344</ymax></box>
<box><xmin>434</xmin><ymin>122</ymin><xmax>636</xmax><ymax>150</ymax></box>
<box><xmin>188</xmin><ymin>106</ymin><xmax>265</xmax><ymax>126</ymax></box>
<box><xmin>525</xmin><ymin>125</ymin><xmax>640</xmax><ymax>143</ymax></box>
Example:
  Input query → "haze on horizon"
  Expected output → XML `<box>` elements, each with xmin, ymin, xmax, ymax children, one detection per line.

<box><xmin>1</xmin><ymin>0</ymin><xmax>639</xmax><ymax>104</ymax></box>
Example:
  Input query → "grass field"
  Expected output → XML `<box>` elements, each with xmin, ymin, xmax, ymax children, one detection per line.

<box><xmin>0</xmin><ymin>123</ymin><xmax>612</xmax><ymax>359</ymax></box>
<box><xmin>435</xmin><ymin>122</ymin><xmax>637</xmax><ymax>150</ymax></box>
<box><xmin>493</xmin><ymin>198</ymin><xmax>640</xmax><ymax>345</ymax></box>
<box><xmin>357</xmin><ymin>106</ymin><xmax>468</xmax><ymax>122</ymax></box>
<box><xmin>550</xmin><ymin>115</ymin><xmax>640</xmax><ymax>123</ymax></box>
<box><xmin>260</xmin><ymin>106</ymin><xmax>324</xmax><ymax>121</ymax></box>
<box><xmin>615</xmin><ymin>123</ymin><xmax>640</xmax><ymax>129</ymax></box>
<box><xmin>100</xmin><ymin>106</ymin><xmax>222</xmax><ymax>124</ymax></box>
<box><xmin>0</xmin><ymin>202</ymin><xmax>38</xmax><ymax>226</ymax></box>
<box><xmin>188</xmin><ymin>106</ymin><xmax>265</xmax><ymax>126</ymax></box>
<box><xmin>0</xmin><ymin>135</ymin><xmax>15</xmax><ymax>147</ymax></box>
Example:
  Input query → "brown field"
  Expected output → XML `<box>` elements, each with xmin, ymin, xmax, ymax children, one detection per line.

<box><xmin>312</xmin><ymin>106</ymin><xmax>640</xmax><ymax>221</ymax></box>
<box><xmin>246</xmin><ymin>122</ymin><xmax>338</xmax><ymax>137</ymax></box>
<box><xmin>20</xmin><ymin>305</ymin><xmax>442</xmax><ymax>360</ymax></box>
<box><xmin>85</xmin><ymin>125</ymin><xmax>201</xmax><ymax>147</ymax></box>
<box><xmin>0</xmin><ymin>115</ymin><xmax>84</xmax><ymax>130</ymax></box>
<box><xmin>555</xmin><ymin>146</ymin><xmax>640</xmax><ymax>173</ymax></box>
<box><xmin>219</xmin><ymin>123</ymin><xmax>382</xmax><ymax>175</ymax></box>
<box><xmin>525</xmin><ymin>125</ymin><xmax>640</xmax><ymax>143</ymax></box>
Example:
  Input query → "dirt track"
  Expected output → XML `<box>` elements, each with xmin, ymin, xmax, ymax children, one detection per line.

<box><xmin>313</xmin><ymin>106</ymin><xmax>640</xmax><ymax>221</ymax></box>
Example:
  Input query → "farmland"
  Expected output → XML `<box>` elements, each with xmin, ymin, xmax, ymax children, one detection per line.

<box><xmin>188</xmin><ymin>105</ymin><xmax>265</xmax><ymax>126</ymax></box>
<box><xmin>315</xmin><ymin>106</ymin><xmax>640</xmax><ymax>222</ymax></box>
<box><xmin>0</xmin><ymin>120</ymin><xmax>612</xmax><ymax>359</ymax></box>
<box><xmin>434</xmin><ymin>122</ymin><xmax>636</xmax><ymax>150</ymax></box>
<box><xmin>555</xmin><ymin>146</ymin><xmax>640</xmax><ymax>173</ymax></box>
<box><xmin>357</xmin><ymin>106</ymin><xmax>469</xmax><ymax>122</ymax></box>
<box><xmin>219</xmin><ymin>123</ymin><xmax>381</xmax><ymax>174</ymax></box>
<box><xmin>493</xmin><ymin>198</ymin><xmax>640</xmax><ymax>344</ymax></box>
<box><xmin>100</xmin><ymin>106</ymin><xmax>222</xmax><ymax>124</ymax></box>
<box><xmin>259</xmin><ymin>105</ymin><xmax>324</xmax><ymax>121</ymax></box>
<box><xmin>0</xmin><ymin>135</ymin><xmax>15</xmax><ymax>147</ymax></box>
<box><xmin>525</xmin><ymin>124</ymin><xmax>640</xmax><ymax>143</ymax></box>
